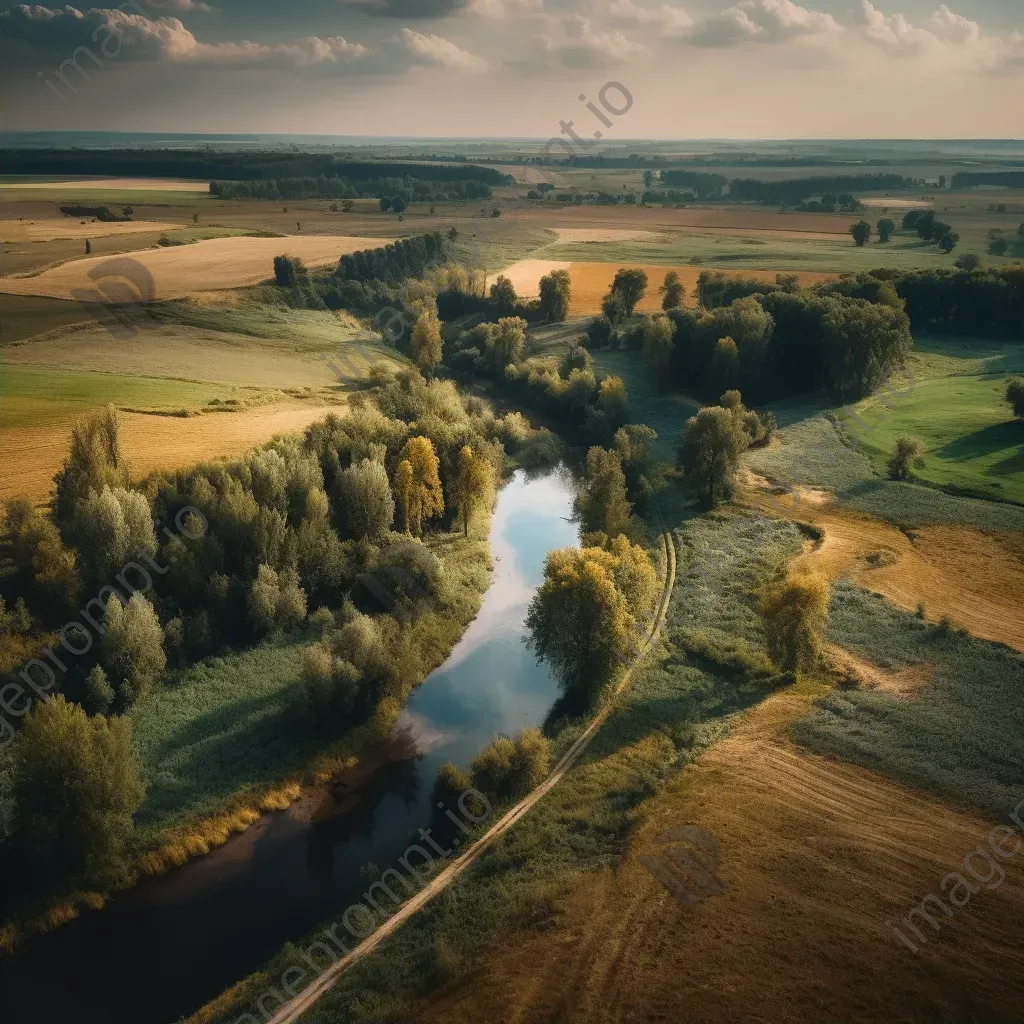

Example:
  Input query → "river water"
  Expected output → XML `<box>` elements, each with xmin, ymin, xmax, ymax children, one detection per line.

<box><xmin>0</xmin><ymin>468</ymin><xmax>578</xmax><ymax>1024</ymax></box>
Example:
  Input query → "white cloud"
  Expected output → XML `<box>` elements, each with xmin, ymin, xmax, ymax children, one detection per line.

<box><xmin>927</xmin><ymin>4</ymin><xmax>980</xmax><ymax>46</ymax></box>
<box><xmin>384</xmin><ymin>27</ymin><xmax>488</xmax><ymax>71</ymax></box>
<box><xmin>684</xmin><ymin>0</ymin><xmax>838</xmax><ymax>48</ymax></box>
<box><xmin>535</xmin><ymin>14</ymin><xmax>645</xmax><ymax>68</ymax></box>
<box><xmin>853</xmin><ymin>0</ymin><xmax>930</xmax><ymax>53</ymax></box>
<box><xmin>470</xmin><ymin>0</ymin><xmax>543</xmax><ymax>16</ymax></box>
<box><xmin>608</xmin><ymin>0</ymin><xmax>693</xmax><ymax>38</ymax></box>
<box><xmin>0</xmin><ymin>6</ymin><xmax>368</xmax><ymax>68</ymax></box>
<box><xmin>151</xmin><ymin>0</ymin><xmax>215</xmax><ymax>12</ymax></box>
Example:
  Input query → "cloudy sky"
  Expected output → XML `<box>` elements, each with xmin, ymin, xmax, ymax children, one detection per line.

<box><xmin>1</xmin><ymin>0</ymin><xmax>1022</xmax><ymax>137</ymax></box>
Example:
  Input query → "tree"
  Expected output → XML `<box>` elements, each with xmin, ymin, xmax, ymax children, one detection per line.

<box><xmin>391</xmin><ymin>195</ymin><xmax>408</xmax><ymax>214</ymax></box>
<box><xmin>336</xmin><ymin>458</ymin><xmax>394</xmax><ymax>541</ymax></box>
<box><xmin>273</xmin><ymin>254</ymin><xmax>307</xmax><ymax>288</ymax></box>
<box><xmin>659</xmin><ymin>270</ymin><xmax>685</xmax><ymax>310</ymax></box>
<box><xmin>887</xmin><ymin>436</ymin><xmax>925</xmax><ymax>481</ymax></box>
<box><xmin>192</xmin><ymin>212</ymin><xmax>199</xmax><ymax>224</ymax></box>
<box><xmin>877</xmin><ymin>218</ymin><xmax>896</xmax><ymax>243</ymax></box>
<box><xmin>453</xmin><ymin>445</ymin><xmax>496</xmax><ymax>537</ymax></box>
<box><xmin>526</xmin><ymin>540</ymin><xmax>655</xmax><ymax>703</ymax></box>
<box><xmin>990</xmin><ymin>236</ymin><xmax>1010</xmax><ymax>256</ymax></box>
<box><xmin>73</xmin><ymin>486</ymin><xmax>157</xmax><ymax>585</ymax></box>
<box><xmin>342</xmin><ymin>200</ymin><xmax>354</xmax><ymax>213</ymax></box>
<box><xmin>849</xmin><ymin>220</ymin><xmax>872</xmax><ymax>247</ymax></box>
<box><xmin>101</xmin><ymin>592</ymin><xmax>167</xmax><ymax>706</ymax></box>
<box><xmin>642</xmin><ymin>313</ymin><xmax>675</xmax><ymax>385</ymax></box>
<box><xmin>470</xmin><ymin>728</ymin><xmax>549</xmax><ymax>803</ymax></box>
<box><xmin>938</xmin><ymin>230</ymin><xmax>960</xmax><ymax>254</ymax></box>
<box><xmin>607</xmin><ymin>268</ymin><xmax>648</xmax><ymax>317</ymax></box>
<box><xmin>489</xmin><ymin>316</ymin><xmax>527</xmax><ymax>371</ymax></box>
<box><xmin>955</xmin><ymin>252</ymin><xmax>981</xmax><ymax>272</ymax></box>
<box><xmin>247</xmin><ymin>564</ymin><xmax>307</xmax><ymax>636</ymax></box>
<box><xmin>489</xmin><ymin>274</ymin><xmax>518</xmax><ymax>315</ymax></box>
<box><xmin>85</xmin><ymin>239</ymin><xmax>91</xmax><ymax>254</ymax></box>
<box><xmin>1005</xmin><ymin>378</ymin><xmax>1024</xmax><ymax>419</ymax></box>
<box><xmin>397</xmin><ymin>436</ymin><xmax>444</xmax><ymax>536</ymax></box>
<box><xmin>643</xmin><ymin>170</ymin><xmax>654</xmax><ymax>189</ymax></box>
<box><xmin>574</xmin><ymin>447</ymin><xmax>632</xmax><ymax>539</ymax></box>
<box><xmin>11</xmin><ymin>696</ymin><xmax>145</xmax><ymax>883</ymax></box>
<box><xmin>597</xmin><ymin>375</ymin><xmax>630</xmax><ymax>430</ymax></box>
<box><xmin>122</xmin><ymin>205</ymin><xmax>133</xmax><ymax>218</ymax></box>
<box><xmin>760</xmin><ymin>572</ymin><xmax>830</xmax><ymax>675</ymax></box>
<box><xmin>538</xmin><ymin>268</ymin><xmax>572</xmax><ymax>322</ymax></box>
<box><xmin>379</xmin><ymin>197</ymin><xmax>392</xmax><ymax>213</ymax></box>
<box><xmin>4</xmin><ymin>499</ymin><xmax>80</xmax><ymax>611</ymax></box>
<box><xmin>902</xmin><ymin>209</ymin><xmax>925</xmax><ymax>231</ymax></box>
<box><xmin>678</xmin><ymin>406</ymin><xmax>742</xmax><ymax>505</ymax></box>
<box><xmin>84</xmin><ymin>665</ymin><xmax>115</xmax><ymax>717</ymax></box>
<box><xmin>394</xmin><ymin>460</ymin><xmax>414</xmax><ymax>534</ymax></box>
<box><xmin>410</xmin><ymin>308</ymin><xmax>443</xmax><ymax>371</ymax></box>
<box><xmin>54</xmin><ymin>405</ymin><xmax>130</xmax><ymax>526</ymax></box>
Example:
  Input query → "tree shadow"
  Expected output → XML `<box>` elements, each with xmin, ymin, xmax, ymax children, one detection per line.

<box><xmin>932</xmin><ymin>421</ymin><xmax>1021</xmax><ymax>462</ymax></box>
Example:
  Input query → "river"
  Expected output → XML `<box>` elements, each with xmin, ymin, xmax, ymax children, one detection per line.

<box><xmin>0</xmin><ymin>467</ymin><xmax>579</xmax><ymax>1024</ymax></box>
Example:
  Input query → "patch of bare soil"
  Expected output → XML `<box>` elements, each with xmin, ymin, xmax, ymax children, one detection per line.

<box><xmin>737</xmin><ymin>467</ymin><xmax>1024</xmax><ymax>653</ymax></box>
<box><xmin>408</xmin><ymin>685</ymin><xmax>1024</xmax><ymax>1024</ymax></box>
<box><xmin>826</xmin><ymin>644</ymin><xmax>934</xmax><ymax>698</ymax></box>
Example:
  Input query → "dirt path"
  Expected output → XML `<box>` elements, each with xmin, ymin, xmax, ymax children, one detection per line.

<box><xmin>259</xmin><ymin>527</ymin><xmax>678</xmax><ymax>1024</ymax></box>
<box><xmin>404</xmin><ymin>681</ymin><xmax>1024</xmax><ymax>1024</ymax></box>
<box><xmin>738</xmin><ymin>468</ymin><xmax>1024</xmax><ymax>653</ymax></box>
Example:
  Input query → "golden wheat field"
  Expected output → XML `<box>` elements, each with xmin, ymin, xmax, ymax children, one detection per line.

<box><xmin>1</xmin><ymin>401</ymin><xmax>343</xmax><ymax>505</ymax></box>
<box><xmin>1</xmin><ymin>219</ymin><xmax>185</xmax><ymax>243</ymax></box>
<box><xmin>0</xmin><ymin>234</ymin><xmax>389</xmax><ymax>300</ymax></box>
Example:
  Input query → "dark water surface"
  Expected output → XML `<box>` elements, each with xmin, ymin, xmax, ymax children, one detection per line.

<box><xmin>0</xmin><ymin>468</ymin><xmax>578</xmax><ymax>1024</ymax></box>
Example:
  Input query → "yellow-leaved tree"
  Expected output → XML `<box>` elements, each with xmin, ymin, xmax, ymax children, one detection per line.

<box><xmin>453</xmin><ymin>445</ymin><xmax>497</xmax><ymax>537</ymax></box>
<box><xmin>396</xmin><ymin>436</ymin><xmax>444</xmax><ymax>536</ymax></box>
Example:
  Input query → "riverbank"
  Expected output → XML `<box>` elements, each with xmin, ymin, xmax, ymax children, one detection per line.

<box><xmin>0</xmin><ymin>526</ymin><xmax>493</xmax><ymax>957</ymax></box>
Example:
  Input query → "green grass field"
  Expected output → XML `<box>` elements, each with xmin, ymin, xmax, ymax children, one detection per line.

<box><xmin>538</xmin><ymin>233</ymin><xmax>974</xmax><ymax>275</ymax></box>
<box><xmin>840</xmin><ymin>337</ymin><xmax>1024</xmax><ymax>505</ymax></box>
<box><xmin>0</xmin><ymin>365</ymin><xmax>239</xmax><ymax>428</ymax></box>
<box><xmin>794</xmin><ymin>580</ymin><xmax>1024</xmax><ymax>817</ymax></box>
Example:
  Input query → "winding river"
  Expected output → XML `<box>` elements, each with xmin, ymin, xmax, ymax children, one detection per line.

<box><xmin>0</xmin><ymin>467</ymin><xmax>579</xmax><ymax>1024</ymax></box>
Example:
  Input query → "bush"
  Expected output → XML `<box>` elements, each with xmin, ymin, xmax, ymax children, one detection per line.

<box><xmin>760</xmin><ymin>572</ymin><xmax>830</xmax><ymax>675</ymax></box>
<box><xmin>469</xmin><ymin>727</ymin><xmax>550</xmax><ymax>804</ymax></box>
<box><xmin>1005</xmin><ymin>378</ymin><xmax>1024</xmax><ymax>419</ymax></box>
<box><xmin>886</xmin><ymin>436</ymin><xmax>924</xmax><ymax>481</ymax></box>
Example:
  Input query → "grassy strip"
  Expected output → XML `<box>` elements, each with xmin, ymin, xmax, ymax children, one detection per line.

<box><xmin>794</xmin><ymin>580</ymin><xmax>1024</xmax><ymax>817</ymax></box>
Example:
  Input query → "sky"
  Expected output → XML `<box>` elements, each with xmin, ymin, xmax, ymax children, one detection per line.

<box><xmin>1</xmin><ymin>0</ymin><xmax>1023</xmax><ymax>138</ymax></box>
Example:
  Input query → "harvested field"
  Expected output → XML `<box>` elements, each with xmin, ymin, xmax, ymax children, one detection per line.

<box><xmin>486</xmin><ymin>258</ymin><xmax>571</xmax><ymax>297</ymax></box>
<box><xmin>551</xmin><ymin>228</ymin><xmax>665</xmax><ymax>244</ymax></box>
<box><xmin>1</xmin><ymin>401</ymin><xmax>340</xmax><ymax>505</ymax></box>
<box><xmin>0</xmin><ymin>178</ymin><xmax>210</xmax><ymax>192</ymax></box>
<box><xmin>0</xmin><ymin>218</ymin><xmax>183</xmax><ymax>242</ymax></box>
<box><xmin>517</xmin><ymin>203</ymin><xmax>856</xmax><ymax>238</ymax></box>
<box><xmin>494</xmin><ymin>261</ymin><xmax>834</xmax><ymax>313</ymax></box>
<box><xmin>0</xmin><ymin>234</ymin><xmax>387</xmax><ymax>300</ymax></box>
<box><xmin>405</xmin><ymin>683</ymin><xmax>1024</xmax><ymax>1024</ymax></box>
<box><xmin>3</xmin><ymin>322</ymin><xmax>401</xmax><ymax>388</ymax></box>
<box><xmin>738</xmin><ymin>467</ymin><xmax>1024</xmax><ymax>653</ymax></box>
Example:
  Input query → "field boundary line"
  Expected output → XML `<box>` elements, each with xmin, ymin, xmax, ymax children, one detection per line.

<box><xmin>263</xmin><ymin>525</ymin><xmax>677</xmax><ymax>1024</ymax></box>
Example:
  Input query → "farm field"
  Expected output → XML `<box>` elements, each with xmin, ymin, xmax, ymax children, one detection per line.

<box><xmin>840</xmin><ymin>338</ymin><xmax>1024</xmax><ymax>505</ymax></box>
<box><xmin>490</xmin><ymin>258</ymin><xmax>834</xmax><ymax>311</ymax></box>
<box><xmin>399</xmin><ymin>679</ymin><xmax>1024</xmax><ymax>1024</ymax></box>
<box><xmin>0</xmin><ymin>234</ymin><xmax>387</xmax><ymax>300</ymax></box>
<box><xmin>0</xmin><ymin>177</ymin><xmax>211</xmax><ymax>192</ymax></box>
<box><xmin>1</xmin><ymin>218</ymin><xmax>184</xmax><ymax>242</ymax></box>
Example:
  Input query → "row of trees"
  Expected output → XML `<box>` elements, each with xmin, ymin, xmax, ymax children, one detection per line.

<box><xmin>211</xmin><ymin>176</ymin><xmax>493</xmax><ymax>202</ymax></box>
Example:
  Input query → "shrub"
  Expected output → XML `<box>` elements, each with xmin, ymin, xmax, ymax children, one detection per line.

<box><xmin>760</xmin><ymin>572</ymin><xmax>830</xmax><ymax>675</ymax></box>
<box><xmin>886</xmin><ymin>436</ymin><xmax>924</xmax><ymax>481</ymax></box>
<box><xmin>1005</xmin><ymin>378</ymin><xmax>1024</xmax><ymax>419</ymax></box>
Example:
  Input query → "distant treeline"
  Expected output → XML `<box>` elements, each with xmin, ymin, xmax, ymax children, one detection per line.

<box><xmin>210</xmin><ymin>176</ymin><xmax>493</xmax><ymax>202</ymax></box>
<box><xmin>660</xmin><ymin>170</ymin><xmax>729</xmax><ymax>194</ymax></box>
<box><xmin>0</xmin><ymin>149</ymin><xmax>511</xmax><ymax>186</ymax></box>
<box><xmin>729</xmin><ymin>174</ymin><xmax>913</xmax><ymax>204</ymax></box>
<box><xmin>951</xmin><ymin>171</ymin><xmax>1024</xmax><ymax>189</ymax></box>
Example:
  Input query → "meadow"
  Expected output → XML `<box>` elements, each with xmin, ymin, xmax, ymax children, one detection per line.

<box><xmin>840</xmin><ymin>337</ymin><xmax>1024</xmax><ymax>505</ymax></box>
<box><xmin>795</xmin><ymin>580</ymin><xmax>1024</xmax><ymax>816</ymax></box>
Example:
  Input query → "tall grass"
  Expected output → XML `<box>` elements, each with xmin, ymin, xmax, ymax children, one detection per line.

<box><xmin>794</xmin><ymin>580</ymin><xmax>1024</xmax><ymax>816</ymax></box>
